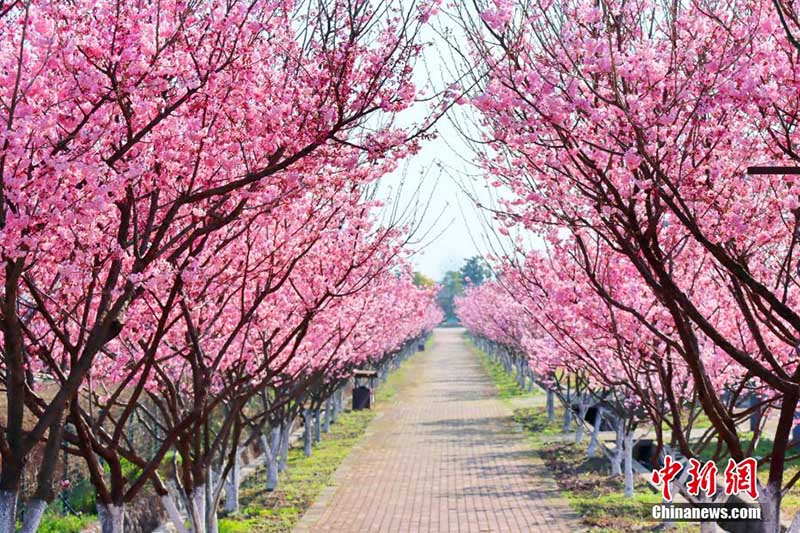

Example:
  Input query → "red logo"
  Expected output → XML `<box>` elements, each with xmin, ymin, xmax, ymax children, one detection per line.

<box><xmin>724</xmin><ymin>458</ymin><xmax>758</xmax><ymax>499</ymax></box>
<box><xmin>686</xmin><ymin>458</ymin><xmax>717</xmax><ymax>497</ymax></box>
<box><xmin>651</xmin><ymin>455</ymin><xmax>683</xmax><ymax>502</ymax></box>
<box><xmin>652</xmin><ymin>456</ymin><xmax>759</xmax><ymax>502</ymax></box>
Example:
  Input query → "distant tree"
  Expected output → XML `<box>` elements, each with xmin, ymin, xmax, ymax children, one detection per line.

<box><xmin>460</xmin><ymin>256</ymin><xmax>491</xmax><ymax>286</ymax></box>
<box><xmin>413</xmin><ymin>271</ymin><xmax>436</xmax><ymax>288</ymax></box>
<box><xmin>436</xmin><ymin>270</ymin><xmax>464</xmax><ymax>322</ymax></box>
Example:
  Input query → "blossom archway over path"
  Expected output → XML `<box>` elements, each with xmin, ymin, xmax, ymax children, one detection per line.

<box><xmin>8</xmin><ymin>0</ymin><xmax>800</xmax><ymax>532</ymax></box>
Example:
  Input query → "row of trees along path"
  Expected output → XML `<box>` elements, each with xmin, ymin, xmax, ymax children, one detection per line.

<box><xmin>450</xmin><ymin>1</ymin><xmax>800</xmax><ymax>532</ymax></box>
<box><xmin>0</xmin><ymin>1</ymin><xmax>444</xmax><ymax>532</ymax></box>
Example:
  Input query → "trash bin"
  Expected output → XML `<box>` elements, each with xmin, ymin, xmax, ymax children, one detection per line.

<box><xmin>352</xmin><ymin>369</ymin><xmax>378</xmax><ymax>410</ymax></box>
<box><xmin>353</xmin><ymin>386</ymin><xmax>371</xmax><ymax>410</ymax></box>
<box><xmin>418</xmin><ymin>343</ymin><xmax>425</xmax><ymax>351</ymax></box>
<box><xmin>633</xmin><ymin>439</ymin><xmax>656</xmax><ymax>468</ymax></box>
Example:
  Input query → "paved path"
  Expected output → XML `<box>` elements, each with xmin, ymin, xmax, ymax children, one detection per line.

<box><xmin>294</xmin><ymin>328</ymin><xmax>582</xmax><ymax>533</ymax></box>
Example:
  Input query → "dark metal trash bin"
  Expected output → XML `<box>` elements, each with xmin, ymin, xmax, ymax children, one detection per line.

<box><xmin>352</xmin><ymin>369</ymin><xmax>378</xmax><ymax>410</ymax></box>
<box><xmin>353</xmin><ymin>386</ymin><xmax>371</xmax><ymax>410</ymax></box>
<box><xmin>418</xmin><ymin>343</ymin><xmax>425</xmax><ymax>351</ymax></box>
<box><xmin>632</xmin><ymin>439</ymin><xmax>655</xmax><ymax>468</ymax></box>
<box><xmin>585</xmin><ymin>405</ymin><xmax>614</xmax><ymax>430</ymax></box>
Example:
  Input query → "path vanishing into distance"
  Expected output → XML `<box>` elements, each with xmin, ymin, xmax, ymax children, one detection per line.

<box><xmin>294</xmin><ymin>328</ymin><xmax>581</xmax><ymax>533</ymax></box>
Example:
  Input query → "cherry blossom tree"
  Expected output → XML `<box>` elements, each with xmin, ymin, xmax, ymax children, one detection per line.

<box><xmin>0</xmin><ymin>0</ymin><xmax>441</xmax><ymax>530</ymax></box>
<box><xmin>457</xmin><ymin>0</ymin><xmax>800</xmax><ymax>528</ymax></box>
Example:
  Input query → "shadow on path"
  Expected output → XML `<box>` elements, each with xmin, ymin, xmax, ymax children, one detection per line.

<box><xmin>293</xmin><ymin>328</ymin><xmax>583</xmax><ymax>533</ymax></box>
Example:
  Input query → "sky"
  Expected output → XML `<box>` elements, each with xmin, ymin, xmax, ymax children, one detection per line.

<box><xmin>377</xmin><ymin>117</ymin><xmax>497</xmax><ymax>281</ymax></box>
<box><xmin>374</xmin><ymin>9</ymin><xmax>503</xmax><ymax>282</ymax></box>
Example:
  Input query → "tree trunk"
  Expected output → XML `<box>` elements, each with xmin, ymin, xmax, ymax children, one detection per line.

<box><xmin>314</xmin><ymin>409</ymin><xmax>321</xmax><ymax>443</ymax></box>
<box><xmin>611</xmin><ymin>422</ymin><xmax>623</xmax><ymax>477</ymax></box>
<box><xmin>661</xmin><ymin>497</ymin><xmax>674</xmax><ymax>530</ymax></box>
<box><xmin>0</xmin><ymin>490</ymin><xmax>17</xmax><ymax>533</ymax></box>
<box><xmin>324</xmin><ymin>398</ymin><xmax>332</xmax><ymax>433</ymax></box>
<box><xmin>588</xmin><ymin>408</ymin><xmax>602</xmax><ymax>458</ymax></box>
<box><xmin>224</xmin><ymin>449</ymin><xmax>241</xmax><ymax>514</ymax></box>
<box><xmin>331</xmin><ymin>392</ymin><xmax>340</xmax><ymax>423</ymax></box>
<box><xmin>98</xmin><ymin>503</ymin><xmax>126</xmax><ymax>533</ymax></box>
<box><xmin>20</xmin><ymin>498</ymin><xmax>47</xmax><ymax>533</ymax></box>
<box><xmin>623</xmin><ymin>432</ymin><xmax>635</xmax><ymax>498</ymax></box>
<box><xmin>562</xmin><ymin>400</ymin><xmax>572</xmax><ymax>433</ymax></box>
<box><xmin>546</xmin><ymin>390</ymin><xmax>555</xmax><ymax>422</ymax></box>
<box><xmin>758</xmin><ymin>483</ymin><xmax>781</xmax><ymax>533</ymax></box>
<box><xmin>187</xmin><ymin>486</ymin><xmax>206</xmax><ymax>533</ymax></box>
<box><xmin>262</xmin><ymin>427</ymin><xmax>281</xmax><ymax>491</ymax></box>
<box><xmin>162</xmin><ymin>493</ymin><xmax>189</xmax><ymax>533</ymax></box>
<box><xmin>303</xmin><ymin>409</ymin><xmax>313</xmax><ymax>457</ymax></box>
<box><xmin>206</xmin><ymin>469</ymin><xmax>221</xmax><ymax>533</ymax></box>
<box><xmin>749</xmin><ymin>394</ymin><xmax>760</xmax><ymax>433</ymax></box>
<box><xmin>279</xmin><ymin>420</ymin><xmax>293</xmax><ymax>472</ymax></box>
<box><xmin>206</xmin><ymin>499</ymin><xmax>219</xmax><ymax>533</ymax></box>
<box><xmin>786</xmin><ymin>509</ymin><xmax>800</xmax><ymax>533</ymax></box>
<box><xmin>575</xmin><ymin>400</ymin><xmax>589</xmax><ymax>443</ymax></box>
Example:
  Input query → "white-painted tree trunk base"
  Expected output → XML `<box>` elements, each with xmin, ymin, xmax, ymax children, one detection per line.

<box><xmin>331</xmin><ymin>395</ymin><xmax>339</xmax><ymax>424</ymax></box>
<box><xmin>206</xmin><ymin>507</ymin><xmax>218</xmax><ymax>533</ymax></box>
<box><xmin>20</xmin><ymin>498</ymin><xmax>46</xmax><ymax>533</ymax></box>
<box><xmin>205</xmin><ymin>470</ymin><xmax>222</xmax><ymax>533</ymax></box>
<box><xmin>623</xmin><ymin>432</ymin><xmax>634</xmax><ymax>498</ymax></box>
<box><xmin>575</xmin><ymin>402</ymin><xmax>588</xmax><ymax>443</ymax></box>
<box><xmin>303</xmin><ymin>410</ymin><xmax>313</xmax><ymax>457</ymax></box>
<box><xmin>587</xmin><ymin>409</ymin><xmax>601</xmax><ymax>458</ymax></box>
<box><xmin>162</xmin><ymin>494</ymin><xmax>189</xmax><ymax>533</ymax></box>
<box><xmin>759</xmin><ymin>484</ymin><xmax>781</xmax><ymax>533</ymax></box>
<box><xmin>0</xmin><ymin>490</ymin><xmax>17</xmax><ymax>533</ymax></box>
<box><xmin>224</xmin><ymin>449</ymin><xmax>241</xmax><ymax>514</ymax></box>
<box><xmin>546</xmin><ymin>390</ymin><xmax>555</xmax><ymax>422</ymax></box>
<box><xmin>188</xmin><ymin>486</ymin><xmax>206</xmax><ymax>533</ymax></box>
<box><xmin>279</xmin><ymin>421</ymin><xmax>293</xmax><ymax>472</ymax></box>
<box><xmin>610</xmin><ymin>421</ymin><xmax>624</xmax><ymax>476</ymax></box>
<box><xmin>786</xmin><ymin>511</ymin><xmax>800</xmax><ymax>533</ymax></box>
<box><xmin>324</xmin><ymin>399</ymin><xmax>332</xmax><ymax>433</ymax></box>
<box><xmin>98</xmin><ymin>503</ymin><xmax>125</xmax><ymax>533</ymax></box>
<box><xmin>263</xmin><ymin>427</ymin><xmax>281</xmax><ymax>491</ymax></box>
<box><xmin>610</xmin><ymin>452</ymin><xmax>622</xmax><ymax>476</ymax></box>
<box><xmin>787</xmin><ymin>509</ymin><xmax>800</xmax><ymax>533</ymax></box>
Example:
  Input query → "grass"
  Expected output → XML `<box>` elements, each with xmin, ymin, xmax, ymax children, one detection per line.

<box><xmin>219</xmin><ymin>408</ymin><xmax>376</xmax><ymax>533</ymax></box>
<box><xmin>513</xmin><ymin>407</ymin><xmax>563</xmax><ymax>440</ymax></box>
<box><xmin>515</xmin><ymin>406</ymin><xmax>680</xmax><ymax>532</ymax></box>
<box><xmin>469</xmin><ymin>336</ymin><xmax>696</xmax><ymax>532</ymax></box>
<box><xmin>466</xmin><ymin>338</ymin><xmax>538</xmax><ymax>402</ymax></box>
<box><xmin>18</xmin><ymin>508</ymin><xmax>94</xmax><ymax>533</ymax></box>
<box><xmin>219</xmin><ymin>347</ymin><xmax>423</xmax><ymax>533</ymax></box>
<box><xmin>378</xmin><ymin>338</ymin><xmax>431</xmax><ymax>404</ymax></box>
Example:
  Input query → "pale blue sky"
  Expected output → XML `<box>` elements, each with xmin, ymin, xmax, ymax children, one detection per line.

<box><xmin>378</xmin><ymin>118</ymin><xmax>498</xmax><ymax>281</ymax></box>
<box><xmin>374</xmin><ymin>7</ymin><xmax>510</xmax><ymax>281</ymax></box>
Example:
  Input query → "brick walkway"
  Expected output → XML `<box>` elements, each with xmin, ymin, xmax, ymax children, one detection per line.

<box><xmin>294</xmin><ymin>328</ymin><xmax>582</xmax><ymax>533</ymax></box>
